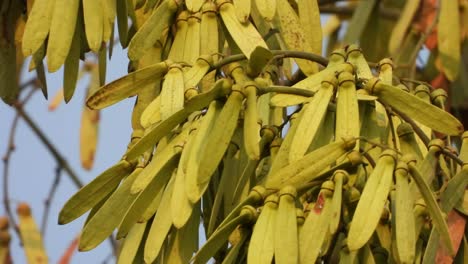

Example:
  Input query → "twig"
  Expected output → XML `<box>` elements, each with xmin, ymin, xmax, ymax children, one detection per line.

<box><xmin>441</xmin><ymin>148</ymin><xmax>464</xmax><ymax>166</ymax></box>
<box><xmin>13</xmin><ymin>103</ymin><xmax>83</xmax><ymax>188</ymax></box>
<box><xmin>2</xmin><ymin>88</ymin><xmax>37</xmax><ymax>236</ymax></box>
<box><xmin>385</xmin><ymin>106</ymin><xmax>399</xmax><ymax>150</ymax></box>
<box><xmin>391</xmin><ymin>108</ymin><xmax>431</xmax><ymax>147</ymax></box>
<box><xmin>41</xmin><ymin>165</ymin><xmax>62</xmax><ymax>236</ymax></box>
<box><xmin>259</xmin><ymin>86</ymin><xmax>315</xmax><ymax>97</ymax></box>
<box><xmin>211</xmin><ymin>50</ymin><xmax>330</xmax><ymax>71</ymax></box>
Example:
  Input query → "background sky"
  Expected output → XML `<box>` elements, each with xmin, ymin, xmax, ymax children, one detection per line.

<box><xmin>0</xmin><ymin>43</ymin><xmax>133</xmax><ymax>263</ymax></box>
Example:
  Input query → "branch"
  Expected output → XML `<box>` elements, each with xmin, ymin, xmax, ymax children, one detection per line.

<box><xmin>2</xmin><ymin>88</ymin><xmax>37</xmax><ymax>236</ymax></box>
<box><xmin>259</xmin><ymin>86</ymin><xmax>315</xmax><ymax>97</ymax></box>
<box><xmin>13</xmin><ymin>103</ymin><xmax>83</xmax><ymax>188</ymax></box>
<box><xmin>41</xmin><ymin>166</ymin><xmax>62</xmax><ymax>236</ymax></box>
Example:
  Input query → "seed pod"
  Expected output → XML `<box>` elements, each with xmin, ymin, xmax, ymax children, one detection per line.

<box><xmin>83</xmin><ymin>0</ymin><xmax>103</xmax><ymax>52</ymax></box>
<box><xmin>125</xmin><ymin>78</ymin><xmax>232</xmax><ymax>160</ymax></box>
<box><xmin>194</xmin><ymin>86</ymin><xmax>244</xmax><ymax>202</ymax></box>
<box><xmin>186</xmin><ymin>0</ymin><xmax>204</xmax><ymax>12</ymax></box>
<box><xmin>87</xmin><ymin>61</ymin><xmax>170</xmax><ymax>109</ymax></box>
<box><xmin>171</xmin><ymin>127</ymin><xmax>197</xmax><ymax>228</ymax></box>
<box><xmin>183</xmin><ymin>55</ymin><xmax>213</xmax><ymax>96</ymax></box>
<box><xmin>329</xmin><ymin>170</ymin><xmax>347</xmax><ymax>234</ymax></box>
<box><xmin>207</xmin><ymin>143</ymin><xmax>239</xmax><ymax>235</ymax></box>
<box><xmin>46</xmin><ymin>0</ymin><xmax>79</xmax><ymax>72</ymax></box>
<box><xmin>243</xmin><ymin>82</ymin><xmax>262</xmax><ymax>160</ymax></box>
<box><xmin>192</xmin><ymin>205</ymin><xmax>257</xmax><ymax>264</ymax></box>
<box><xmin>217</xmin><ymin>0</ymin><xmax>267</xmax><ymax>58</ymax></box>
<box><xmin>289</xmin><ymin>77</ymin><xmax>336</xmax><ymax>162</ymax></box>
<box><xmin>233</xmin><ymin>0</ymin><xmax>251</xmax><ymax>23</ymax></box>
<box><xmin>22</xmin><ymin>0</ymin><xmax>55</xmax><ymax>56</ymax></box>
<box><xmin>440</xmin><ymin>165</ymin><xmax>468</xmax><ymax>213</ymax></box>
<box><xmin>407</xmin><ymin>163</ymin><xmax>454</xmax><ymax>255</ymax></box>
<box><xmin>388</xmin><ymin>0</ymin><xmax>421</xmax><ymax>54</ymax></box>
<box><xmin>183</xmin><ymin>12</ymin><xmax>201</xmax><ymax>64</ymax></box>
<box><xmin>346</xmin><ymin>45</ymin><xmax>373</xmax><ymax>80</ymax></box>
<box><xmin>144</xmin><ymin>177</ymin><xmax>175</xmax><ymax>263</ymax></box>
<box><xmin>275</xmin><ymin>186</ymin><xmax>299</xmax><ymax>264</ymax></box>
<box><xmin>248</xmin><ymin>195</ymin><xmax>278</xmax><ymax>264</ymax></box>
<box><xmin>348</xmin><ymin>149</ymin><xmax>396</xmax><ymax>251</ymax></box>
<box><xmin>397</xmin><ymin>122</ymin><xmax>424</xmax><ymax>162</ymax></box>
<box><xmin>168</xmin><ymin>11</ymin><xmax>189</xmax><ymax>62</ymax></box>
<box><xmin>164</xmin><ymin>204</ymin><xmax>200</xmax><ymax>264</ymax></box>
<box><xmin>275</xmin><ymin>0</ymin><xmax>318</xmax><ymax>76</ymax></box>
<box><xmin>63</xmin><ymin>18</ymin><xmax>81</xmax><ymax>102</ymax></box>
<box><xmin>254</xmin><ymin>0</ymin><xmax>276</xmax><ymax>21</ymax></box>
<box><xmin>200</xmin><ymin>2</ymin><xmax>219</xmax><ymax>59</ymax></box>
<box><xmin>17</xmin><ymin>203</ymin><xmax>48</xmax><ymax>264</ymax></box>
<box><xmin>117</xmin><ymin>222</ymin><xmax>147</xmax><ymax>264</ymax></box>
<box><xmin>266</xmin><ymin>137</ymin><xmax>356</xmax><ymax>189</ymax></box>
<box><xmin>298</xmin><ymin>0</ymin><xmax>322</xmax><ymax>56</ymax></box>
<box><xmin>59</xmin><ymin>160</ymin><xmax>134</xmax><ymax>224</ymax></box>
<box><xmin>270</xmin><ymin>62</ymin><xmax>352</xmax><ymax>107</ymax></box>
<box><xmin>217</xmin><ymin>186</ymin><xmax>266</xmax><ymax>231</ymax></box>
<box><xmin>378</xmin><ymin>58</ymin><xmax>393</xmax><ymax>85</ymax></box>
<box><xmin>140</xmin><ymin>95</ymin><xmax>161</xmax><ymax>129</ymax></box>
<box><xmin>160</xmin><ymin>64</ymin><xmax>185</xmax><ymax>120</ymax></box>
<box><xmin>438</xmin><ymin>0</ymin><xmax>460</xmax><ymax>81</ymax></box>
<box><xmin>335</xmin><ymin>71</ymin><xmax>359</xmax><ymax>145</ymax></box>
<box><xmin>299</xmin><ymin>181</ymin><xmax>334</xmax><ymax>263</ymax></box>
<box><xmin>460</xmin><ymin>131</ymin><xmax>468</xmax><ymax>163</ymax></box>
<box><xmin>365</xmin><ymin>78</ymin><xmax>464</xmax><ymax>135</ymax></box>
<box><xmin>78</xmin><ymin>167</ymin><xmax>142</xmax><ymax>251</ymax></box>
<box><xmin>394</xmin><ymin>162</ymin><xmax>416</xmax><ymax>263</ymax></box>
<box><xmin>128</xmin><ymin>0</ymin><xmax>178</xmax><ymax>60</ymax></box>
<box><xmin>131</xmin><ymin>127</ymin><xmax>188</xmax><ymax>194</ymax></box>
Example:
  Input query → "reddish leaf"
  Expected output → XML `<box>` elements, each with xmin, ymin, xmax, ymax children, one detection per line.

<box><xmin>58</xmin><ymin>236</ymin><xmax>79</xmax><ymax>264</ymax></box>
<box><xmin>415</xmin><ymin>0</ymin><xmax>438</xmax><ymax>50</ymax></box>
<box><xmin>436</xmin><ymin>210</ymin><xmax>466</xmax><ymax>263</ymax></box>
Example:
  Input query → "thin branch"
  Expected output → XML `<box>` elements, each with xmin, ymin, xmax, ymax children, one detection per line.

<box><xmin>385</xmin><ymin>106</ymin><xmax>399</xmax><ymax>150</ymax></box>
<box><xmin>41</xmin><ymin>166</ymin><xmax>62</xmax><ymax>236</ymax></box>
<box><xmin>13</xmin><ymin>103</ymin><xmax>83</xmax><ymax>188</ymax></box>
<box><xmin>271</xmin><ymin>50</ymin><xmax>329</xmax><ymax>66</ymax></box>
<box><xmin>211</xmin><ymin>50</ymin><xmax>330</xmax><ymax>71</ymax></box>
<box><xmin>2</xmin><ymin>88</ymin><xmax>37</xmax><ymax>236</ymax></box>
<box><xmin>390</xmin><ymin>108</ymin><xmax>431</xmax><ymax>147</ymax></box>
<box><xmin>259</xmin><ymin>86</ymin><xmax>315</xmax><ymax>97</ymax></box>
<box><xmin>441</xmin><ymin>148</ymin><xmax>464</xmax><ymax>166</ymax></box>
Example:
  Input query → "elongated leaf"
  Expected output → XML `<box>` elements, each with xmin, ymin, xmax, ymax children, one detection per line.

<box><xmin>218</xmin><ymin>0</ymin><xmax>267</xmax><ymax>59</ymax></box>
<box><xmin>144</xmin><ymin>177</ymin><xmax>175</xmax><ymax>263</ymax></box>
<box><xmin>86</xmin><ymin>61</ymin><xmax>169</xmax><ymax>109</ymax></box>
<box><xmin>248</xmin><ymin>195</ymin><xmax>277</xmax><ymax>264</ymax></box>
<box><xmin>22</xmin><ymin>0</ymin><xmax>55</xmax><ymax>56</ymax></box>
<box><xmin>388</xmin><ymin>0</ymin><xmax>421</xmax><ymax>54</ymax></box>
<box><xmin>47</xmin><ymin>0</ymin><xmax>79</xmax><ymax>72</ymax></box>
<box><xmin>128</xmin><ymin>0</ymin><xmax>177</xmax><ymax>60</ymax></box>
<box><xmin>59</xmin><ymin>160</ymin><xmax>134</xmax><ymax>224</ymax></box>
<box><xmin>83</xmin><ymin>0</ymin><xmax>103</xmax><ymax>52</ymax></box>
<box><xmin>365</xmin><ymin>78</ymin><xmax>464</xmax><ymax>135</ymax></box>
<box><xmin>343</xmin><ymin>0</ymin><xmax>377</xmax><ymax>44</ymax></box>
<box><xmin>438</xmin><ymin>0</ymin><xmax>461</xmax><ymax>81</ymax></box>
<box><xmin>348</xmin><ymin>150</ymin><xmax>396</xmax><ymax>251</ymax></box>
<box><xmin>125</xmin><ymin>78</ymin><xmax>232</xmax><ymax>161</ymax></box>
<box><xmin>78</xmin><ymin>167</ymin><xmax>142</xmax><ymax>251</ymax></box>
<box><xmin>17</xmin><ymin>204</ymin><xmax>48</xmax><ymax>264</ymax></box>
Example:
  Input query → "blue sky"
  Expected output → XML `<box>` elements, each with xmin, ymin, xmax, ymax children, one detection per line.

<box><xmin>0</xmin><ymin>43</ymin><xmax>133</xmax><ymax>263</ymax></box>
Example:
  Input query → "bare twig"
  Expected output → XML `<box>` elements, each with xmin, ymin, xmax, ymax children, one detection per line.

<box><xmin>41</xmin><ymin>166</ymin><xmax>62</xmax><ymax>236</ymax></box>
<box><xmin>2</xmin><ymin>88</ymin><xmax>37</xmax><ymax>236</ymax></box>
<box><xmin>13</xmin><ymin>103</ymin><xmax>83</xmax><ymax>188</ymax></box>
<box><xmin>391</xmin><ymin>108</ymin><xmax>430</xmax><ymax>147</ymax></box>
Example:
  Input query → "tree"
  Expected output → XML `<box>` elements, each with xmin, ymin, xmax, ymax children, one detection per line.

<box><xmin>1</xmin><ymin>0</ymin><xmax>468</xmax><ymax>263</ymax></box>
